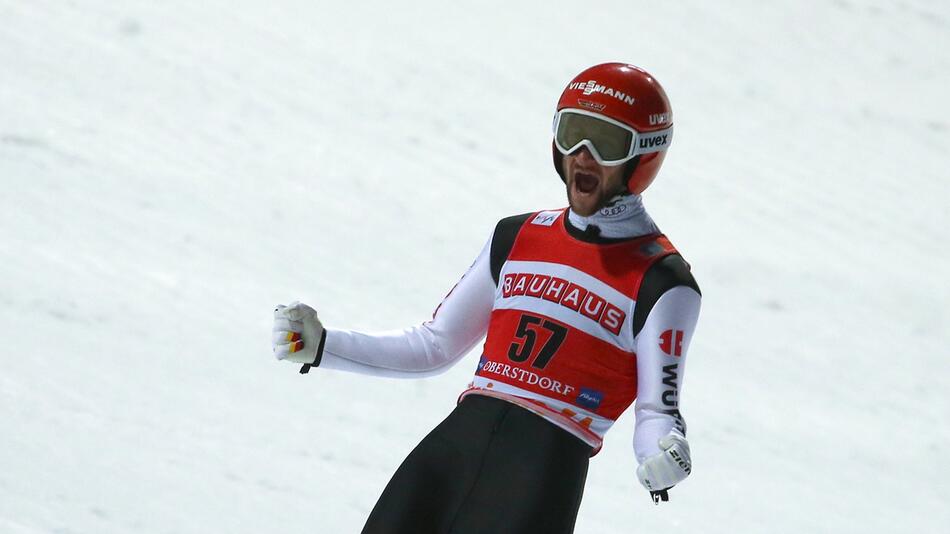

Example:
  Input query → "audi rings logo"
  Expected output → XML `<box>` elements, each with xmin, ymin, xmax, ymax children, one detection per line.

<box><xmin>599</xmin><ymin>204</ymin><xmax>627</xmax><ymax>217</ymax></box>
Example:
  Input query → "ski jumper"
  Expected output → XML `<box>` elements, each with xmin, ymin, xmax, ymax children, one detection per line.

<box><xmin>308</xmin><ymin>196</ymin><xmax>701</xmax><ymax>533</ymax></box>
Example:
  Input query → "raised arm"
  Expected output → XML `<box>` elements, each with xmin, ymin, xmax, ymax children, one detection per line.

<box><xmin>274</xmin><ymin>235</ymin><xmax>496</xmax><ymax>378</ymax></box>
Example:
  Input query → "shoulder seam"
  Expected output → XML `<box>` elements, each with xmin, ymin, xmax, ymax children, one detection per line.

<box><xmin>489</xmin><ymin>212</ymin><xmax>534</xmax><ymax>285</ymax></box>
<box><xmin>632</xmin><ymin>254</ymin><xmax>700</xmax><ymax>337</ymax></box>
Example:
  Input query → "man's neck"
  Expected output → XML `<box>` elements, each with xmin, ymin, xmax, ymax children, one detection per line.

<box><xmin>566</xmin><ymin>194</ymin><xmax>659</xmax><ymax>240</ymax></box>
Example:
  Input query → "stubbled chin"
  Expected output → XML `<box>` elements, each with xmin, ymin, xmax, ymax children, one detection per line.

<box><xmin>568</xmin><ymin>183</ymin><xmax>602</xmax><ymax>216</ymax></box>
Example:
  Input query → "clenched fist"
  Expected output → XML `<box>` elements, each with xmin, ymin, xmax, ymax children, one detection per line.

<box><xmin>272</xmin><ymin>301</ymin><xmax>325</xmax><ymax>366</ymax></box>
<box><xmin>636</xmin><ymin>430</ymin><xmax>692</xmax><ymax>497</ymax></box>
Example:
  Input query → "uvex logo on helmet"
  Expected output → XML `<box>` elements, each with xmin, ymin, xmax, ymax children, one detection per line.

<box><xmin>567</xmin><ymin>80</ymin><xmax>636</xmax><ymax>106</ymax></box>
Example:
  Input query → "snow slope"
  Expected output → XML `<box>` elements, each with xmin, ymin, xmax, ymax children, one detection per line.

<box><xmin>1</xmin><ymin>1</ymin><xmax>948</xmax><ymax>532</ymax></box>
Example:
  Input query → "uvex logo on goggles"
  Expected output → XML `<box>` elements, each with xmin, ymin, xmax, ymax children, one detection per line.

<box><xmin>554</xmin><ymin>109</ymin><xmax>674</xmax><ymax>166</ymax></box>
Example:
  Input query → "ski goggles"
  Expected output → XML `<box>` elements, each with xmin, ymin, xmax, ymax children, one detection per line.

<box><xmin>552</xmin><ymin>108</ymin><xmax>674</xmax><ymax>166</ymax></box>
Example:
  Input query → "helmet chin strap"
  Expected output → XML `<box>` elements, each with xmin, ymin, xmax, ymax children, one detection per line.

<box><xmin>621</xmin><ymin>155</ymin><xmax>641</xmax><ymax>192</ymax></box>
<box><xmin>601</xmin><ymin>189</ymin><xmax>630</xmax><ymax>207</ymax></box>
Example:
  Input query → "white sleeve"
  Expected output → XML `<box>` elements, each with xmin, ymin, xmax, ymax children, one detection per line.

<box><xmin>317</xmin><ymin>236</ymin><xmax>496</xmax><ymax>378</ymax></box>
<box><xmin>632</xmin><ymin>285</ymin><xmax>701</xmax><ymax>463</ymax></box>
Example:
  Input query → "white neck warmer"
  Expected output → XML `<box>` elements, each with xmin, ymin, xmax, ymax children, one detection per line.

<box><xmin>567</xmin><ymin>194</ymin><xmax>659</xmax><ymax>239</ymax></box>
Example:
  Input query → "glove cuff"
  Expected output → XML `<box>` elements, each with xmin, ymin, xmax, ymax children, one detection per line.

<box><xmin>299</xmin><ymin>328</ymin><xmax>328</xmax><ymax>374</ymax></box>
<box><xmin>650</xmin><ymin>489</ymin><xmax>670</xmax><ymax>504</ymax></box>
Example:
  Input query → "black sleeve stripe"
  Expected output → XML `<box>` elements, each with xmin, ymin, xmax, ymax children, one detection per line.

<box><xmin>490</xmin><ymin>213</ymin><xmax>534</xmax><ymax>285</ymax></box>
<box><xmin>632</xmin><ymin>254</ymin><xmax>701</xmax><ymax>338</ymax></box>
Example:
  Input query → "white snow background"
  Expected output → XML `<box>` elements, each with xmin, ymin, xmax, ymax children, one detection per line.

<box><xmin>1</xmin><ymin>1</ymin><xmax>948</xmax><ymax>532</ymax></box>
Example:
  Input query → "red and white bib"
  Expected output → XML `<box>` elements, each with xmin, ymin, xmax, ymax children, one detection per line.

<box><xmin>459</xmin><ymin>209</ymin><xmax>676</xmax><ymax>453</ymax></box>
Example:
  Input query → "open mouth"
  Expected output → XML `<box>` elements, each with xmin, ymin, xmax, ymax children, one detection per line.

<box><xmin>574</xmin><ymin>171</ymin><xmax>599</xmax><ymax>194</ymax></box>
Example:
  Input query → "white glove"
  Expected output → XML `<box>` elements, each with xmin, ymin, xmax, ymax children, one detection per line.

<box><xmin>272</xmin><ymin>301</ymin><xmax>325</xmax><ymax>365</ymax></box>
<box><xmin>636</xmin><ymin>430</ymin><xmax>692</xmax><ymax>493</ymax></box>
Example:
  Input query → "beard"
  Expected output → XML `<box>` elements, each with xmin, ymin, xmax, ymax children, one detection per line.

<box><xmin>566</xmin><ymin>176</ymin><xmax>627</xmax><ymax>216</ymax></box>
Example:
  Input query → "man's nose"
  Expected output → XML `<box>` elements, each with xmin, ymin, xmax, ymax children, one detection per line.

<box><xmin>572</xmin><ymin>145</ymin><xmax>596</xmax><ymax>163</ymax></box>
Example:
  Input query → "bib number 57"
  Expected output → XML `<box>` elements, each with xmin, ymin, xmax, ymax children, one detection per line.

<box><xmin>507</xmin><ymin>313</ymin><xmax>567</xmax><ymax>370</ymax></box>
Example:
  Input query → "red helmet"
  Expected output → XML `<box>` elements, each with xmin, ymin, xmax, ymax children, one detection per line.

<box><xmin>552</xmin><ymin>63</ymin><xmax>673</xmax><ymax>194</ymax></box>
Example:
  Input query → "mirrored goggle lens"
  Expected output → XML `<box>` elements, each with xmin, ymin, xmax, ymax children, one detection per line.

<box><xmin>555</xmin><ymin>112</ymin><xmax>633</xmax><ymax>162</ymax></box>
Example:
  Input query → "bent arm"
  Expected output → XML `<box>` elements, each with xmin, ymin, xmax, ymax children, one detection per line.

<box><xmin>317</xmin><ymin>236</ymin><xmax>496</xmax><ymax>378</ymax></box>
<box><xmin>632</xmin><ymin>285</ymin><xmax>701</xmax><ymax>462</ymax></box>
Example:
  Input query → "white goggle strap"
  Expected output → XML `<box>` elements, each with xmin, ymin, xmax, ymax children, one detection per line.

<box><xmin>632</xmin><ymin>125</ymin><xmax>674</xmax><ymax>156</ymax></box>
